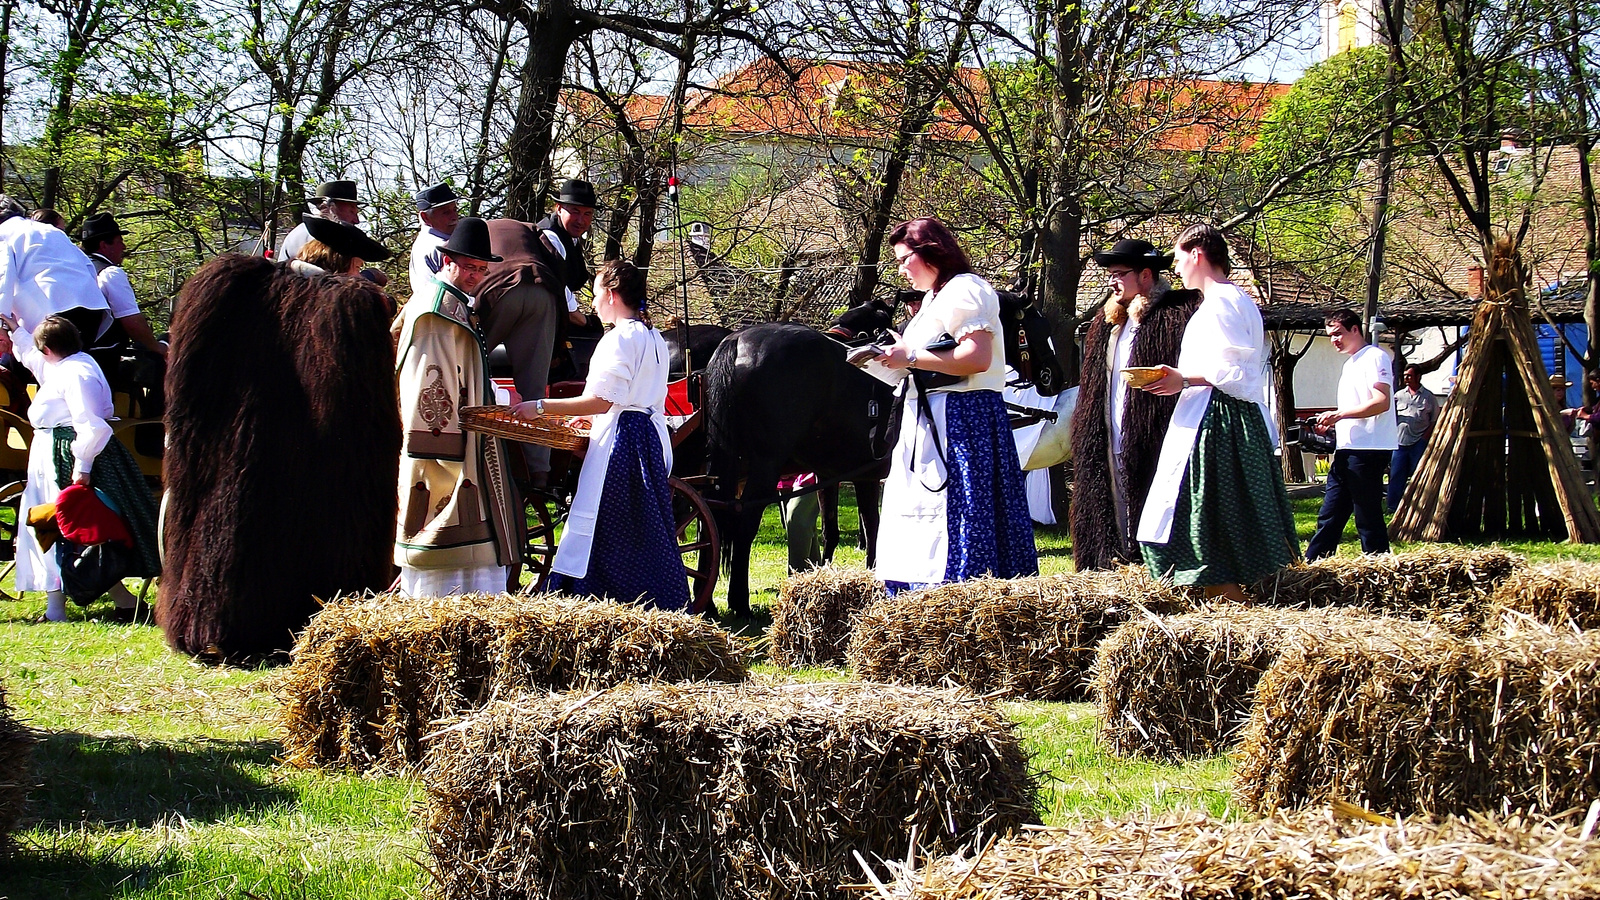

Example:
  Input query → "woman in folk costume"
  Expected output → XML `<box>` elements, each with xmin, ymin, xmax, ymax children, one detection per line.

<box><xmin>514</xmin><ymin>259</ymin><xmax>688</xmax><ymax>610</ymax></box>
<box><xmin>872</xmin><ymin>217</ymin><xmax>1037</xmax><ymax>593</ymax></box>
<box><xmin>395</xmin><ymin>218</ymin><xmax>522</xmax><ymax>597</ymax></box>
<box><xmin>1136</xmin><ymin>224</ymin><xmax>1299</xmax><ymax>601</ymax></box>
<box><xmin>6</xmin><ymin>315</ymin><xmax>159</xmax><ymax>622</ymax></box>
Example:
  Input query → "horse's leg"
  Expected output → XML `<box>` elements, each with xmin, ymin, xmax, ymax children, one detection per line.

<box><xmin>727</xmin><ymin>462</ymin><xmax>778</xmax><ymax>619</ymax></box>
<box><xmin>854</xmin><ymin>478</ymin><xmax>882</xmax><ymax>569</ymax></box>
<box><xmin>820</xmin><ymin>485</ymin><xmax>840</xmax><ymax>562</ymax></box>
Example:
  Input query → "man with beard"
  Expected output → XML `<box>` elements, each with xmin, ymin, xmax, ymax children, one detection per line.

<box><xmin>1069</xmin><ymin>239</ymin><xmax>1199</xmax><ymax>570</ymax></box>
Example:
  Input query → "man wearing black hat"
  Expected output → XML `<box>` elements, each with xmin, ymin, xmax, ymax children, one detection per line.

<box><xmin>409</xmin><ymin>183</ymin><xmax>460</xmax><ymax>295</ymax></box>
<box><xmin>79</xmin><ymin>213</ymin><xmax>166</xmax><ymax>358</ymax></box>
<box><xmin>534</xmin><ymin>178</ymin><xmax>598</xmax><ymax>328</ymax></box>
<box><xmin>1068</xmin><ymin>238</ymin><xmax>1200</xmax><ymax>570</ymax></box>
<box><xmin>394</xmin><ymin>217</ymin><xmax>521</xmax><ymax>596</ymax></box>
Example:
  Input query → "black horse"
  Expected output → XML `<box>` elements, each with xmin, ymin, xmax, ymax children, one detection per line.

<box><xmin>705</xmin><ymin>302</ymin><xmax>896</xmax><ymax>617</ymax></box>
<box><xmin>664</xmin><ymin>323</ymin><xmax>733</xmax><ymax>376</ymax></box>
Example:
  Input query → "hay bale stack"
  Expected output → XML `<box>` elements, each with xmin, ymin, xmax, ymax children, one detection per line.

<box><xmin>1091</xmin><ymin>607</ymin><xmax>1431</xmax><ymax>760</ymax></box>
<box><xmin>0</xmin><ymin>683</ymin><xmax>35</xmax><ymax>849</ymax></box>
<box><xmin>1236</xmin><ymin>627</ymin><xmax>1600</xmax><ymax>817</ymax></box>
<box><xmin>423</xmin><ymin>682</ymin><xmax>1038</xmax><ymax>900</ymax></box>
<box><xmin>846</xmin><ymin>568</ymin><xmax>1190</xmax><ymax>701</ymax></box>
<box><xmin>1490</xmin><ymin>561</ymin><xmax>1600</xmax><ymax>629</ymax></box>
<box><xmin>894</xmin><ymin>810</ymin><xmax>1600</xmax><ymax>899</ymax></box>
<box><xmin>769</xmin><ymin>566</ymin><xmax>887</xmax><ymax>667</ymax></box>
<box><xmin>280</xmin><ymin>592</ymin><xmax>749</xmax><ymax>772</ymax></box>
<box><xmin>1251</xmin><ymin>547</ymin><xmax>1524</xmax><ymax>633</ymax></box>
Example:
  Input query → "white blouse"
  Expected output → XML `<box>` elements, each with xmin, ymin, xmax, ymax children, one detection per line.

<box><xmin>586</xmin><ymin>317</ymin><xmax>669</xmax><ymax>411</ymax></box>
<box><xmin>1176</xmin><ymin>283</ymin><xmax>1270</xmax><ymax>407</ymax></box>
<box><xmin>16</xmin><ymin>338</ymin><xmax>113</xmax><ymax>477</ymax></box>
<box><xmin>903</xmin><ymin>273</ymin><xmax>1007</xmax><ymax>393</ymax></box>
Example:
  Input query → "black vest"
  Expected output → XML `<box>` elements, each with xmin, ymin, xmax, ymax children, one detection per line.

<box><xmin>534</xmin><ymin>214</ymin><xmax>590</xmax><ymax>296</ymax></box>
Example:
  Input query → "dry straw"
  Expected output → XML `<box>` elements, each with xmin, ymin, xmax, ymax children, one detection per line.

<box><xmin>1490</xmin><ymin>560</ymin><xmax>1600</xmax><ymax>630</ymax></box>
<box><xmin>846</xmin><ymin>568</ymin><xmax>1190</xmax><ymax>701</ymax></box>
<box><xmin>0</xmin><ymin>683</ymin><xmax>34</xmax><ymax>850</ymax></box>
<box><xmin>1090</xmin><ymin>606</ymin><xmax>1429</xmax><ymax>760</ymax></box>
<box><xmin>280</xmin><ymin>592</ymin><xmax>750</xmax><ymax>772</ymax></box>
<box><xmin>770</xmin><ymin>565</ymin><xmax>887</xmax><ymax>667</ymax></box>
<box><xmin>1236</xmin><ymin>625</ymin><xmax>1600</xmax><ymax>817</ymax></box>
<box><xmin>422</xmin><ymin>681</ymin><xmax>1038</xmax><ymax>900</ymax></box>
<box><xmin>1251</xmin><ymin>546</ymin><xmax>1525</xmax><ymax>632</ymax></box>
<box><xmin>878</xmin><ymin>808</ymin><xmax>1600</xmax><ymax>900</ymax></box>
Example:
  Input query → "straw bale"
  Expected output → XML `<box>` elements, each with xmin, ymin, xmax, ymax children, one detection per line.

<box><xmin>0</xmin><ymin>683</ymin><xmax>35</xmax><ymax>849</ymax></box>
<box><xmin>423</xmin><ymin>682</ymin><xmax>1038</xmax><ymax>900</ymax></box>
<box><xmin>1491</xmin><ymin>561</ymin><xmax>1600</xmax><ymax>630</ymax></box>
<box><xmin>886</xmin><ymin>809</ymin><xmax>1600</xmax><ymax>900</ymax></box>
<box><xmin>846</xmin><ymin>568</ymin><xmax>1190</xmax><ymax>701</ymax></box>
<box><xmin>1236</xmin><ymin>626</ymin><xmax>1600</xmax><ymax>817</ymax></box>
<box><xmin>770</xmin><ymin>565</ymin><xmax>887</xmax><ymax>667</ymax></box>
<box><xmin>1091</xmin><ymin>606</ymin><xmax>1429</xmax><ymax>760</ymax></box>
<box><xmin>1251</xmin><ymin>546</ymin><xmax>1525</xmax><ymax>633</ymax></box>
<box><xmin>280</xmin><ymin>592</ymin><xmax>750</xmax><ymax>772</ymax></box>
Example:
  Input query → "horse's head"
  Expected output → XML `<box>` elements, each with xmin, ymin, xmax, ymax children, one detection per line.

<box><xmin>998</xmin><ymin>288</ymin><xmax>1066</xmax><ymax>397</ymax></box>
<box><xmin>826</xmin><ymin>298</ymin><xmax>896</xmax><ymax>345</ymax></box>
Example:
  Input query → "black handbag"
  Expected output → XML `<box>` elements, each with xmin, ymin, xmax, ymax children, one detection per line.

<box><xmin>911</xmin><ymin>333</ymin><xmax>963</xmax><ymax>391</ymax></box>
<box><xmin>57</xmin><ymin>539</ymin><xmax>135</xmax><ymax>605</ymax></box>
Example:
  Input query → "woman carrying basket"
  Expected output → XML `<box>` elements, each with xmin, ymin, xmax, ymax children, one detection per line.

<box><xmin>513</xmin><ymin>260</ymin><xmax>688</xmax><ymax>611</ymax></box>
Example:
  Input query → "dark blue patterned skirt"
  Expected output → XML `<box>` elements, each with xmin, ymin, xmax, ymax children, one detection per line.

<box><xmin>547</xmin><ymin>411</ymin><xmax>689</xmax><ymax>611</ymax></box>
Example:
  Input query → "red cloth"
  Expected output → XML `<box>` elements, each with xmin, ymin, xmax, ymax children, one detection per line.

<box><xmin>55</xmin><ymin>484</ymin><xmax>133</xmax><ymax>547</ymax></box>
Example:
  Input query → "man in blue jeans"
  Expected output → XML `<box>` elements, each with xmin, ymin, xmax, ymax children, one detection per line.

<box><xmin>1306</xmin><ymin>309</ymin><xmax>1398</xmax><ymax>560</ymax></box>
<box><xmin>1387</xmin><ymin>365</ymin><xmax>1438</xmax><ymax>512</ymax></box>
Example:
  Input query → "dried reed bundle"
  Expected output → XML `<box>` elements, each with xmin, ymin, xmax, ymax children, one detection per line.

<box><xmin>1090</xmin><ymin>607</ymin><xmax>1424</xmax><ymax>760</ymax></box>
<box><xmin>1490</xmin><ymin>561</ymin><xmax>1600</xmax><ymax>629</ymax></box>
<box><xmin>280</xmin><ymin>592</ymin><xmax>749</xmax><ymax>772</ymax></box>
<box><xmin>1251</xmin><ymin>547</ymin><xmax>1525</xmax><ymax>632</ymax></box>
<box><xmin>1236</xmin><ymin>626</ymin><xmax>1600</xmax><ymax>817</ymax></box>
<box><xmin>882</xmin><ymin>808</ymin><xmax>1600</xmax><ymax>900</ymax></box>
<box><xmin>0</xmin><ymin>683</ymin><xmax>34</xmax><ymax>850</ymax></box>
<box><xmin>846</xmin><ymin>568</ymin><xmax>1190</xmax><ymax>701</ymax></box>
<box><xmin>423</xmin><ymin>682</ymin><xmax>1038</xmax><ymax>900</ymax></box>
<box><xmin>770</xmin><ymin>566</ymin><xmax>887</xmax><ymax>667</ymax></box>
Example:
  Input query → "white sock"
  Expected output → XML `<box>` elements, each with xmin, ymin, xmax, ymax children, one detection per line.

<box><xmin>45</xmin><ymin>590</ymin><xmax>68</xmax><ymax>622</ymax></box>
<box><xmin>110</xmin><ymin>583</ymin><xmax>137</xmax><ymax>609</ymax></box>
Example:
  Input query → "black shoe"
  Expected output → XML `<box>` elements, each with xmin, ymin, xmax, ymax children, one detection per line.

<box><xmin>112</xmin><ymin>599</ymin><xmax>155</xmax><ymax>625</ymax></box>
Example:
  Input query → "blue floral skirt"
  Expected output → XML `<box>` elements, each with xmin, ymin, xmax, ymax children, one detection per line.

<box><xmin>547</xmin><ymin>411</ymin><xmax>689</xmax><ymax>611</ymax></box>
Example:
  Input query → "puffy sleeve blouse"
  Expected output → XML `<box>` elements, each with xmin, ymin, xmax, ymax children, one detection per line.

<box><xmin>17</xmin><ymin>340</ymin><xmax>114</xmax><ymax>477</ymax></box>
<box><xmin>902</xmin><ymin>273</ymin><xmax>1008</xmax><ymax>393</ymax></box>
<box><xmin>585</xmin><ymin>318</ymin><xmax>670</xmax><ymax>411</ymax></box>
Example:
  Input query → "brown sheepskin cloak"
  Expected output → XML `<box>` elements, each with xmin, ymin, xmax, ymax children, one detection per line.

<box><xmin>1069</xmin><ymin>285</ymin><xmax>1200</xmax><ymax>571</ymax></box>
<box><xmin>158</xmin><ymin>255</ymin><xmax>401</xmax><ymax>661</ymax></box>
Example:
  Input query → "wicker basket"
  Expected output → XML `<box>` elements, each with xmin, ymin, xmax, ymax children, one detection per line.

<box><xmin>459</xmin><ymin>406</ymin><xmax>590</xmax><ymax>451</ymax></box>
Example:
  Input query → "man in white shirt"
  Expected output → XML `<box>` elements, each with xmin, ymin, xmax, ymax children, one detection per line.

<box><xmin>408</xmin><ymin>183</ymin><xmax>459</xmax><ymax>294</ymax></box>
<box><xmin>1306</xmin><ymin>308</ymin><xmax>1399</xmax><ymax>559</ymax></box>
<box><xmin>0</xmin><ymin>195</ymin><xmax>112</xmax><ymax>345</ymax></box>
<box><xmin>78</xmin><ymin>213</ymin><xmax>167</xmax><ymax>357</ymax></box>
<box><xmin>534</xmin><ymin>179</ymin><xmax>599</xmax><ymax>328</ymax></box>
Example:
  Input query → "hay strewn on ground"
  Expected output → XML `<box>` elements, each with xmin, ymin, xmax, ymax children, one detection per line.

<box><xmin>885</xmin><ymin>809</ymin><xmax>1600</xmax><ymax>899</ymax></box>
<box><xmin>280</xmin><ymin>592</ymin><xmax>750</xmax><ymax>772</ymax></box>
<box><xmin>1091</xmin><ymin>607</ymin><xmax>1431</xmax><ymax>760</ymax></box>
<box><xmin>1251</xmin><ymin>547</ymin><xmax>1525</xmax><ymax>632</ymax></box>
<box><xmin>1236</xmin><ymin>626</ymin><xmax>1600</xmax><ymax>817</ymax></box>
<box><xmin>846</xmin><ymin>568</ymin><xmax>1190</xmax><ymax>701</ymax></box>
<box><xmin>423</xmin><ymin>682</ymin><xmax>1038</xmax><ymax>900</ymax></box>
<box><xmin>0</xmin><ymin>683</ymin><xmax>35</xmax><ymax>850</ymax></box>
<box><xmin>770</xmin><ymin>566</ymin><xmax>887</xmax><ymax>667</ymax></box>
<box><xmin>1491</xmin><ymin>561</ymin><xmax>1600</xmax><ymax>629</ymax></box>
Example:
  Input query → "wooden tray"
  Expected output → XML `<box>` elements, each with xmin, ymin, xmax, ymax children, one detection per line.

<box><xmin>459</xmin><ymin>405</ymin><xmax>590</xmax><ymax>451</ymax></box>
<box><xmin>1121</xmin><ymin>366</ymin><xmax>1167</xmax><ymax>389</ymax></box>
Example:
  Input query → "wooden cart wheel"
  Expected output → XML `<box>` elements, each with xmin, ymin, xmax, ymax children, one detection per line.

<box><xmin>0</xmin><ymin>480</ymin><xmax>24</xmax><ymax>599</ymax></box>
<box><xmin>518</xmin><ymin>490</ymin><xmax>560</xmax><ymax>593</ymax></box>
<box><xmin>669</xmin><ymin>476</ymin><xmax>720</xmax><ymax>615</ymax></box>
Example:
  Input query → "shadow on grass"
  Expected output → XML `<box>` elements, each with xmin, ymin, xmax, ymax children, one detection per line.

<box><xmin>0</xmin><ymin>837</ymin><xmax>180</xmax><ymax>900</ymax></box>
<box><xmin>23</xmin><ymin>732</ymin><xmax>291</xmax><ymax>829</ymax></box>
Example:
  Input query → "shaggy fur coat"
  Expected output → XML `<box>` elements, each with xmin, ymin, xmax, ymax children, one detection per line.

<box><xmin>158</xmin><ymin>255</ymin><xmax>401</xmax><ymax>661</ymax></box>
<box><xmin>1069</xmin><ymin>284</ymin><xmax>1200</xmax><ymax>570</ymax></box>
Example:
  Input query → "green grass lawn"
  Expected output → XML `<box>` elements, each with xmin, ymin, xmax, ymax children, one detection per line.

<box><xmin>1</xmin><ymin>487</ymin><xmax>1596</xmax><ymax>898</ymax></box>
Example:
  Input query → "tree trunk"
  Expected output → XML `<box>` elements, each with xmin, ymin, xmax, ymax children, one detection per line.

<box><xmin>503</xmin><ymin>0</ymin><xmax>585</xmax><ymax>221</ymax></box>
<box><xmin>1039</xmin><ymin>193</ymin><xmax>1083</xmax><ymax>384</ymax></box>
<box><xmin>1275</xmin><ymin>346</ymin><xmax>1305</xmax><ymax>482</ymax></box>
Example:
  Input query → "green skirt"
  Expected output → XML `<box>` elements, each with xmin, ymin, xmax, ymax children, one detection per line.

<box><xmin>1141</xmin><ymin>392</ymin><xmax>1300</xmax><ymax>587</ymax></box>
<box><xmin>53</xmin><ymin>426</ymin><xmax>163</xmax><ymax>578</ymax></box>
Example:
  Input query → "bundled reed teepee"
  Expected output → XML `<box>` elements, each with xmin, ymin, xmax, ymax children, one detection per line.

<box><xmin>1391</xmin><ymin>239</ymin><xmax>1600</xmax><ymax>543</ymax></box>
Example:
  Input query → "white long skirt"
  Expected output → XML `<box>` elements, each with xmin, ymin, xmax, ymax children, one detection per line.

<box><xmin>15</xmin><ymin>432</ymin><xmax>61</xmax><ymax>592</ymax></box>
<box><xmin>398</xmin><ymin>564</ymin><xmax>508</xmax><ymax>598</ymax></box>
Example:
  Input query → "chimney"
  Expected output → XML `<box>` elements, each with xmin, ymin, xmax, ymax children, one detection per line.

<box><xmin>1467</xmin><ymin>265</ymin><xmax>1484</xmax><ymax>299</ymax></box>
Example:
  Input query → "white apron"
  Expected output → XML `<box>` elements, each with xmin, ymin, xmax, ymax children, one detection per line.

<box><xmin>875</xmin><ymin>383</ymin><xmax>951</xmax><ymax>585</ymax></box>
<box><xmin>15</xmin><ymin>434</ymin><xmax>61</xmax><ymax>592</ymax></box>
<box><xmin>550</xmin><ymin>406</ymin><xmax>671</xmax><ymax>578</ymax></box>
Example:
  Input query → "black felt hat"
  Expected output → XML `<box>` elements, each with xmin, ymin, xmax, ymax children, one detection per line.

<box><xmin>79</xmin><ymin>212</ymin><xmax>127</xmax><ymax>245</ymax></box>
<box><xmin>554</xmin><ymin>178</ymin><xmax>597</xmax><ymax>208</ymax></box>
<box><xmin>1092</xmin><ymin>238</ymin><xmax>1172</xmax><ymax>271</ymax></box>
<box><xmin>311</xmin><ymin>180</ymin><xmax>362</xmax><ymax>204</ymax></box>
<box><xmin>301</xmin><ymin>214</ymin><xmax>391</xmax><ymax>262</ymax></box>
<box><xmin>439</xmin><ymin>217</ymin><xmax>502</xmax><ymax>263</ymax></box>
<box><xmin>414</xmin><ymin>183</ymin><xmax>460</xmax><ymax>211</ymax></box>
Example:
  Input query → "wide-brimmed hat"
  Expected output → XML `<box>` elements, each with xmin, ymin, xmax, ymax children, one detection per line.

<box><xmin>311</xmin><ymin>180</ymin><xmax>361</xmax><ymax>204</ymax></box>
<box><xmin>1092</xmin><ymin>238</ymin><xmax>1172</xmax><ymax>271</ymax></box>
<box><xmin>79</xmin><ymin>212</ymin><xmax>127</xmax><ymax>245</ymax></box>
<box><xmin>414</xmin><ymin>183</ymin><xmax>460</xmax><ymax>211</ymax></box>
<box><xmin>554</xmin><ymin>178</ymin><xmax>597</xmax><ymax>208</ymax></box>
<box><xmin>439</xmin><ymin>217</ymin><xmax>502</xmax><ymax>263</ymax></box>
<box><xmin>1550</xmin><ymin>373</ymin><xmax>1573</xmax><ymax>390</ymax></box>
<box><xmin>301</xmin><ymin>214</ymin><xmax>391</xmax><ymax>262</ymax></box>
